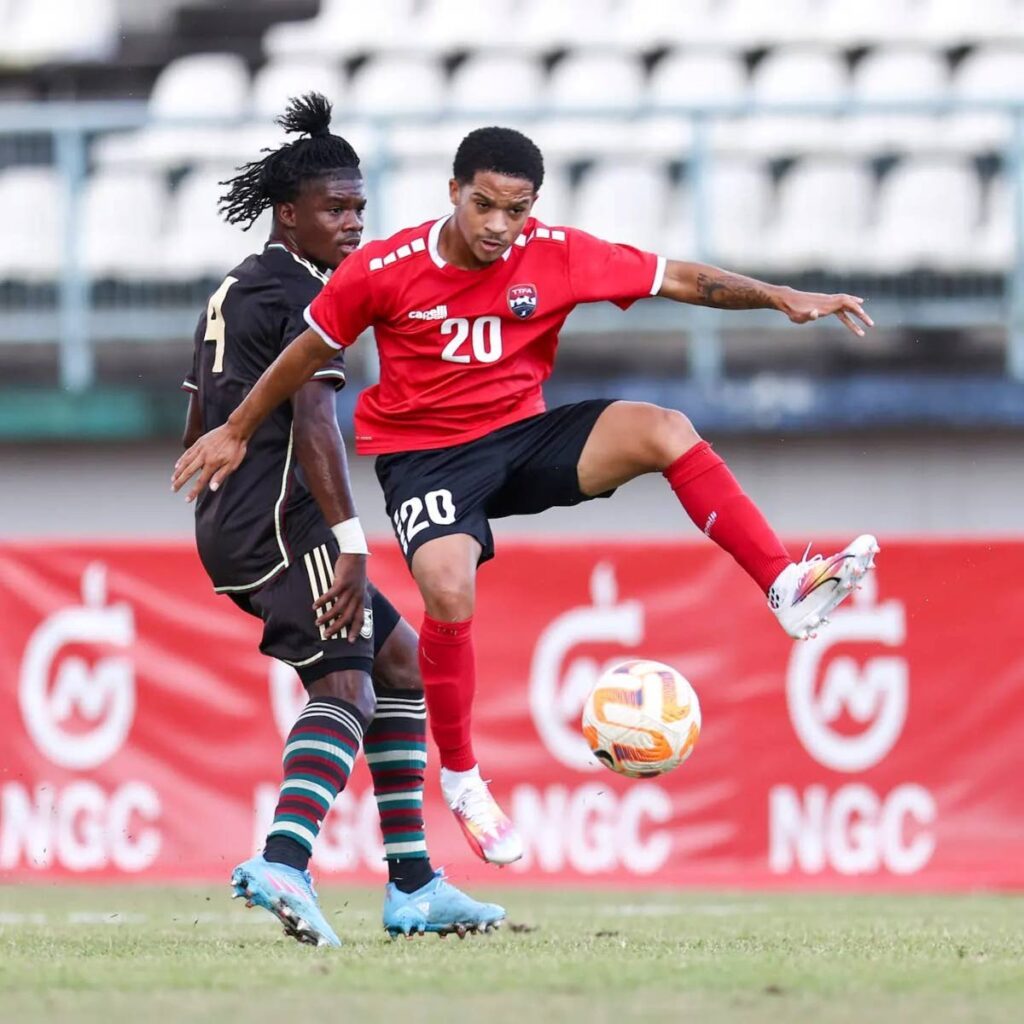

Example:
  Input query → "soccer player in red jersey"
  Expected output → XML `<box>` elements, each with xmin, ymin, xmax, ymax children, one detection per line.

<box><xmin>174</xmin><ymin>126</ymin><xmax>879</xmax><ymax>866</ymax></box>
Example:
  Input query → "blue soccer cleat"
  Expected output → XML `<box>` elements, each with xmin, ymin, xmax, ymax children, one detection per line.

<box><xmin>230</xmin><ymin>855</ymin><xmax>340</xmax><ymax>948</ymax></box>
<box><xmin>382</xmin><ymin>868</ymin><xmax>506</xmax><ymax>940</ymax></box>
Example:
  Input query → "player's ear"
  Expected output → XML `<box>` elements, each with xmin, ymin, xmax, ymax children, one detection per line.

<box><xmin>448</xmin><ymin>178</ymin><xmax>460</xmax><ymax>207</ymax></box>
<box><xmin>277</xmin><ymin>201</ymin><xmax>297</xmax><ymax>230</ymax></box>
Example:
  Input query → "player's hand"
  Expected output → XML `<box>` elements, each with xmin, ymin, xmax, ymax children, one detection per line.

<box><xmin>171</xmin><ymin>424</ymin><xmax>247</xmax><ymax>503</ymax></box>
<box><xmin>777</xmin><ymin>288</ymin><xmax>874</xmax><ymax>337</ymax></box>
<box><xmin>315</xmin><ymin>553</ymin><xmax>369</xmax><ymax>643</ymax></box>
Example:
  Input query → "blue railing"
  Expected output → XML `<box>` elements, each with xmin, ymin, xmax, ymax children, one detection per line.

<box><xmin>2</xmin><ymin>98</ymin><xmax>1023</xmax><ymax>391</ymax></box>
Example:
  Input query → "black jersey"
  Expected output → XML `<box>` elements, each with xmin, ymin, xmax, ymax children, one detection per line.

<box><xmin>183</xmin><ymin>243</ymin><xmax>346</xmax><ymax>593</ymax></box>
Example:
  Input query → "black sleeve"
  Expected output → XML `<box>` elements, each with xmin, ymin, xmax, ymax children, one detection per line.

<box><xmin>182</xmin><ymin>313</ymin><xmax>205</xmax><ymax>394</ymax></box>
<box><xmin>279</xmin><ymin>269</ymin><xmax>347</xmax><ymax>391</ymax></box>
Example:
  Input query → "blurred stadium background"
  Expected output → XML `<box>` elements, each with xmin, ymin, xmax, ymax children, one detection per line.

<box><xmin>2</xmin><ymin>3</ymin><xmax>1023</xmax><ymax>1021</ymax></box>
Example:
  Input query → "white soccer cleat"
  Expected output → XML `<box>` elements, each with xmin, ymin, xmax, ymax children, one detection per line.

<box><xmin>442</xmin><ymin>769</ymin><xmax>523</xmax><ymax>866</ymax></box>
<box><xmin>768</xmin><ymin>534</ymin><xmax>880</xmax><ymax>641</ymax></box>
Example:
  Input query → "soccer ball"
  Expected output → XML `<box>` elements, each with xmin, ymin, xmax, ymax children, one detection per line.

<box><xmin>581</xmin><ymin>660</ymin><xmax>701</xmax><ymax>778</ymax></box>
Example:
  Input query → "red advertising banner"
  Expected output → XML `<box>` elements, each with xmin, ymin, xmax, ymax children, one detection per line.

<box><xmin>1</xmin><ymin>539</ymin><xmax>1022</xmax><ymax>889</ymax></box>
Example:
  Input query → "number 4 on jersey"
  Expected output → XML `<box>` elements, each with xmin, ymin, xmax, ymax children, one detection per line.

<box><xmin>204</xmin><ymin>276</ymin><xmax>238</xmax><ymax>373</ymax></box>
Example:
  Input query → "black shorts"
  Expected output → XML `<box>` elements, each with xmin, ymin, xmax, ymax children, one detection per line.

<box><xmin>375</xmin><ymin>400</ymin><xmax>616</xmax><ymax>567</ymax></box>
<box><xmin>229</xmin><ymin>531</ymin><xmax>401</xmax><ymax>685</ymax></box>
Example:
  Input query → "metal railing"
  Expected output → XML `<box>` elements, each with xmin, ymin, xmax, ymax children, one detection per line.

<box><xmin>2</xmin><ymin>97</ymin><xmax>1023</xmax><ymax>391</ymax></box>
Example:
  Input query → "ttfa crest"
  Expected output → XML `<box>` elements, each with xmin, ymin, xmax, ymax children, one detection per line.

<box><xmin>508</xmin><ymin>282</ymin><xmax>538</xmax><ymax>319</ymax></box>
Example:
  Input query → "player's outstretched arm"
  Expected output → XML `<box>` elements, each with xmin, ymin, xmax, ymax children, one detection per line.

<box><xmin>657</xmin><ymin>260</ymin><xmax>873</xmax><ymax>337</ymax></box>
<box><xmin>293</xmin><ymin>380</ymin><xmax>368</xmax><ymax>644</ymax></box>
<box><xmin>172</xmin><ymin>327</ymin><xmax>335</xmax><ymax>501</ymax></box>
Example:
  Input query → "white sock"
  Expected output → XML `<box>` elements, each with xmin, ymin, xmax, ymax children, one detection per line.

<box><xmin>441</xmin><ymin>764</ymin><xmax>481</xmax><ymax>805</ymax></box>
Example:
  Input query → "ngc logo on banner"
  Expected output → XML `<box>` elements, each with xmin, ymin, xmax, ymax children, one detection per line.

<box><xmin>507</xmin><ymin>282</ymin><xmax>538</xmax><ymax>319</ymax></box>
<box><xmin>770</xmin><ymin>574</ymin><xmax>936</xmax><ymax>876</ymax></box>
<box><xmin>2</xmin><ymin>563</ymin><xmax>162</xmax><ymax>873</ymax></box>
<box><xmin>519</xmin><ymin>564</ymin><xmax>672</xmax><ymax>876</ymax></box>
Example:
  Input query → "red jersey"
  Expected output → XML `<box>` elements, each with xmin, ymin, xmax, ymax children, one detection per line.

<box><xmin>305</xmin><ymin>215</ymin><xmax>665</xmax><ymax>454</ymax></box>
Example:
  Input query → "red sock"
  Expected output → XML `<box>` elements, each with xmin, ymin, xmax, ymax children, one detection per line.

<box><xmin>664</xmin><ymin>440</ymin><xmax>792</xmax><ymax>594</ymax></box>
<box><xmin>419</xmin><ymin>614</ymin><xmax>476</xmax><ymax>772</ymax></box>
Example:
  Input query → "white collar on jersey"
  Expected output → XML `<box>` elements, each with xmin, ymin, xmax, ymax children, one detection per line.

<box><xmin>427</xmin><ymin>214</ymin><xmax>517</xmax><ymax>269</ymax></box>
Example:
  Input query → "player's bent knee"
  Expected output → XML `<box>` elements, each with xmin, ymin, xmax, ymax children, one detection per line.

<box><xmin>648</xmin><ymin>407</ymin><xmax>699</xmax><ymax>468</ymax></box>
<box><xmin>373</xmin><ymin>621</ymin><xmax>423</xmax><ymax>692</ymax></box>
<box><xmin>422</xmin><ymin>580</ymin><xmax>475</xmax><ymax>622</ymax></box>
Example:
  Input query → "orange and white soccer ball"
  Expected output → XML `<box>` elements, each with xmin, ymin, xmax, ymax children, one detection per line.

<box><xmin>581</xmin><ymin>659</ymin><xmax>701</xmax><ymax>778</ymax></box>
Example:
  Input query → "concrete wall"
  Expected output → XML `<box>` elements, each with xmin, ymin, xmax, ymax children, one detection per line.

<box><xmin>3</xmin><ymin>431</ymin><xmax>1021</xmax><ymax>542</ymax></box>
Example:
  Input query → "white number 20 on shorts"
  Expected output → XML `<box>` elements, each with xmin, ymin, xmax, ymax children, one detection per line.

<box><xmin>392</xmin><ymin>489</ymin><xmax>457</xmax><ymax>554</ymax></box>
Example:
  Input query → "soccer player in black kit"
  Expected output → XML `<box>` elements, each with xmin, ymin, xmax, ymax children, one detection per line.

<box><xmin>182</xmin><ymin>94</ymin><xmax>502</xmax><ymax>946</ymax></box>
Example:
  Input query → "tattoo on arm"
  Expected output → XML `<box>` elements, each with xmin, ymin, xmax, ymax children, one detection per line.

<box><xmin>695</xmin><ymin>272</ymin><xmax>775</xmax><ymax>310</ymax></box>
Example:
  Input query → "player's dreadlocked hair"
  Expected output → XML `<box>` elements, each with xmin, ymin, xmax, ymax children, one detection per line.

<box><xmin>453</xmin><ymin>126</ymin><xmax>544</xmax><ymax>191</ymax></box>
<box><xmin>219</xmin><ymin>92</ymin><xmax>361</xmax><ymax>230</ymax></box>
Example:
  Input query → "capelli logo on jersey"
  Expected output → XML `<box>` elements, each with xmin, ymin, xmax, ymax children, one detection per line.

<box><xmin>508</xmin><ymin>283</ymin><xmax>538</xmax><ymax>319</ymax></box>
<box><xmin>408</xmin><ymin>305</ymin><xmax>448</xmax><ymax>321</ymax></box>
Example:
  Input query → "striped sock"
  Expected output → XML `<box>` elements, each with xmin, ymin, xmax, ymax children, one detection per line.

<box><xmin>365</xmin><ymin>688</ymin><xmax>434</xmax><ymax>893</ymax></box>
<box><xmin>265</xmin><ymin>697</ymin><xmax>367</xmax><ymax>869</ymax></box>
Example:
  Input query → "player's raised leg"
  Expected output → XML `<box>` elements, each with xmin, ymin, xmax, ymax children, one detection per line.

<box><xmin>577</xmin><ymin>401</ymin><xmax>878</xmax><ymax>639</ymax></box>
<box><xmin>232</xmin><ymin>668</ymin><xmax>374</xmax><ymax>947</ymax></box>
<box><xmin>409</xmin><ymin>533</ymin><xmax>523</xmax><ymax>865</ymax></box>
<box><xmin>366</xmin><ymin>605</ymin><xmax>506</xmax><ymax>933</ymax></box>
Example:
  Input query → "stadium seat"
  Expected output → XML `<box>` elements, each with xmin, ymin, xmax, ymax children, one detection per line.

<box><xmin>162</xmin><ymin>167</ymin><xmax>268</xmax><ymax>278</ymax></box>
<box><xmin>767</xmin><ymin>159</ymin><xmax>875</xmax><ymax>271</ymax></box>
<box><xmin>549</xmin><ymin>53</ymin><xmax>646</xmax><ymax>112</ymax></box>
<box><xmin>718</xmin><ymin>48</ymin><xmax>849</xmax><ymax>157</ymax></box>
<box><xmin>977</xmin><ymin>172</ymin><xmax>1015</xmax><ymax>271</ymax></box>
<box><xmin>869</xmin><ymin>159</ymin><xmax>981</xmax><ymax>271</ymax></box>
<box><xmin>375</xmin><ymin>163</ymin><xmax>452</xmax><ymax>239</ymax></box>
<box><xmin>81</xmin><ymin>170</ymin><xmax>167</xmax><ymax>279</ymax></box>
<box><xmin>415</xmin><ymin>0</ymin><xmax>521</xmax><ymax>56</ymax></box>
<box><xmin>573</xmin><ymin>161</ymin><xmax>670</xmax><ymax>253</ymax></box>
<box><xmin>264</xmin><ymin>0</ymin><xmax>419</xmax><ymax>59</ymax></box>
<box><xmin>448</xmin><ymin>55</ymin><xmax>545</xmax><ymax>113</ymax></box>
<box><xmin>659</xmin><ymin>178</ymin><xmax>695</xmax><ymax>259</ymax></box>
<box><xmin>512</xmin><ymin>0</ymin><xmax>620</xmax><ymax>54</ymax></box>
<box><xmin>1</xmin><ymin>0</ymin><xmax>118</xmax><ymax>65</ymax></box>
<box><xmin>610</xmin><ymin>0</ymin><xmax>720</xmax><ymax>52</ymax></box>
<box><xmin>348</xmin><ymin>56</ymin><xmax>446</xmax><ymax>117</ymax></box>
<box><xmin>386</xmin><ymin>118</ymin><xmax>509</xmax><ymax>162</ymax></box>
<box><xmin>845</xmin><ymin>48</ymin><xmax>949</xmax><ymax>155</ymax></box>
<box><xmin>250</xmin><ymin>59</ymin><xmax>347</xmax><ymax>121</ymax></box>
<box><xmin>94</xmin><ymin>53</ymin><xmax>250</xmax><ymax>170</ymax></box>
<box><xmin>946</xmin><ymin>45</ymin><xmax>1024</xmax><ymax>153</ymax></box>
<box><xmin>916</xmin><ymin>0</ymin><xmax>1024</xmax><ymax>47</ymax></box>
<box><xmin>699</xmin><ymin>160</ymin><xmax>774</xmax><ymax>267</ymax></box>
<box><xmin>713</xmin><ymin>0</ymin><xmax>829</xmax><ymax>49</ymax></box>
<box><xmin>818</xmin><ymin>0</ymin><xmax>919</xmax><ymax>47</ymax></box>
<box><xmin>531</xmin><ymin>163</ymin><xmax>574</xmax><ymax>225</ymax></box>
<box><xmin>649</xmin><ymin>51</ymin><xmax>748</xmax><ymax>109</ymax></box>
<box><xmin>0</xmin><ymin>168</ymin><xmax>63</xmax><ymax>280</ymax></box>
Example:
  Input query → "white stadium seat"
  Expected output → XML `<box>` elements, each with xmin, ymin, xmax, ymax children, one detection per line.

<box><xmin>512</xmin><ymin>0</ymin><xmax>620</xmax><ymax>54</ymax></box>
<box><xmin>916</xmin><ymin>0</ymin><xmax>1024</xmax><ymax>47</ymax></box>
<box><xmin>1</xmin><ymin>0</ymin><xmax>118</xmax><ymax>65</ymax></box>
<box><xmin>977</xmin><ymin>173</ymin><xmax>1015</xmax><ymax>271</ymax></box>
<box><xmin>0</xmin><ymin>168</ymin><xmax>63</xmax><ymax>279</ymax></box>
<box><xmin>250</xmin><ymin>60</ymin><xmax>347</xmax><ymax>121</ymax></box>
<box><xmin>375</xmin><ymin>164</ymin><xmax>451</xmax><ymax>239</ymax></box>
<box><xmin>548</xmin><ymin>53</ymin><xmax>646</xmax><ymax>112</ymax></box>
<box><xmin>713</xmin><ymin>0</ymin><xmax>828</xmax><ymax>49</ymax></box>
<box><xmin>81</xmin><ymin>170</ymin><xmax>167</xmax><ymax>278</ymax></box>
<box><xmin>348</xmin><ymin>57</ymin><xmax>447</xmax><ymax>117</ymax></box>
<box><xmin>610</xmin><ymin>0</ymin><xmax>720</xmax><ymax>53</ymax></box>
<box><xmin>415</xmin><ymin>0</ymin><xmax>520</xmax><ymax>56</ymax></box>
<box><xmin>700</xmin><ymin>160</ymin><xmax>774</xmax><ymax>266</ymax></box>
<box><xmin>264</xmin><ymin>0</ymin><xmax>419</xmax><ymax>60</ymax></box>
<box><xmin>945</xmin><ymin>45</ymin><xmax>1024</xmax><ymax>153</ymax></box>
<box><xmin>531</xmin><ymin>163</ymin><xmax>574</xmax><ymax>225</ymax></box>
<box><xmin>818</xmin><ymin>0</ymin><xmax>920</xmax><ymax>47</ymax></box>
<box><xmin>649</xmin><ymin>51</ymin><xmax>748</xmax><ymax>109</ymax></box>
<box><xmin>869</xmin><ymin>159</ymin><xmax>981</xmax><ymax>271</ymax></box>
<box><xmin>846</xmin><ymin>48</ymin><xmax>949</xmax><ymax>155</ymax></box>
<box><xmin>162</xmin><ymin>168</ymin><xmax>269</xmax><ymax>278</ymax></box>
<box><xmin>573</xmin><ymin>161</ymin><xmax>670</xmax><ymax>253</ymax></box>
<box><xmin>448</xmin><ymin>55</ymin><xmax>545</xmax><ymax>113</ymax></box>
<box><xmin>768</xmin><ymin>159</ymin><xmax>874</xmax><ymax>271</ymax></box>
<box><xmin>720</xmin><ymin>48</ymin><xmax>848</xmax><ymax>157</ymax></box>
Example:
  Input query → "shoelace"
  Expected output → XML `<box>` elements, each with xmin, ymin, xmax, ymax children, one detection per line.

<box><xmin>455</xmin><ymin>782</ymin><xmax>502</xmax><ymax>832</ymax></box>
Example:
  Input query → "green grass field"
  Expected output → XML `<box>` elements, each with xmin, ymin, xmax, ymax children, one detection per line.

<box><xmin>1</xmin><ymin>885</ymin><xmax>1021</xmax><ymax>1024</ymax></box>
